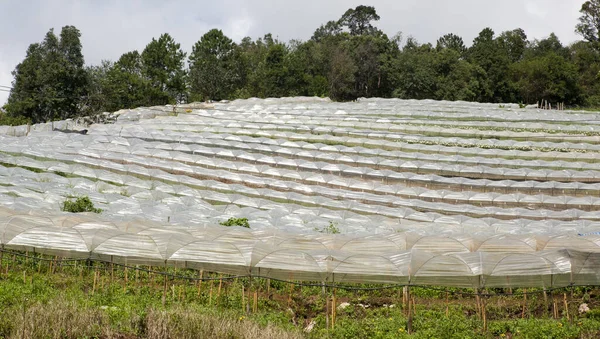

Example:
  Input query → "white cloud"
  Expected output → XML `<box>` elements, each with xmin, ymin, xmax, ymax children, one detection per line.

<box><xmin>0</xmin><ymin>0</ymin><xmax>586</xmax><ymax>106</ymax></box>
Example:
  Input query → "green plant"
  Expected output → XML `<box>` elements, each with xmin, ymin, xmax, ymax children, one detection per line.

<box><xmin>219</xmin><ymin>217</ymin><xmax>250</xmax><ymax>228</ymax></box>
<box><xmin>314</xmin><ymin>221</ymin><xmax>341</xmax><ymax>234</ymax></box>
<box><xmin>62</xmin><ymin>196</ymin><xmax>102</xmax><ymax>213</ymax></box>
<box><xmin>0</xmin><ymin>113</ymin><xmax>31</xmax><ymax>126</ymax></box>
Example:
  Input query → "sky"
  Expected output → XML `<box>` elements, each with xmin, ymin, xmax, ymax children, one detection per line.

<box><xmin>0</xmin><ymin>0</ymin><xmax>586</xmax><ymax>105</ymax></box>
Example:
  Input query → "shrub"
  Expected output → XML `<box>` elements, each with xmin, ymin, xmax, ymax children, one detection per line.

<box><xmin>219</xmin><ymin>217</ymin><xmax>250</xmax><ymax>228</ymax></box>
<box><xmin>62</xmin><ymin>196</ymin><xmax>102</xmax><ymax>213</ymax></box>
<box><xmin>0</xmin><ymin>113</ymin><xmax>31</xmax><ymax>126</ymax></box>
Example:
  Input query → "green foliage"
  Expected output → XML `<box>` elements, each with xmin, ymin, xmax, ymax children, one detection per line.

<box><xmin>576</xmin><ymin>0</ymin><xmax>600</xmax><ymax>44</ymax></box>
<box><xmin>6</xmin><ymin>26</ymin><xmax>87</xmax><ymax>123</ymax></box>
<box><xmin>338</xmin><ymin>5</ymin><xmax>381</xmax><ymax>36</ymax></box>
<box><xmin>141</xmin><ymin>33</ymin><xmax>187</xmax><ymax>104</ymax></box>
<box><xmin>219</xmin><ymin>217</ymin><xmax>250</xmax><ymax>228</ymax></box>
<box><xmin>314</xmin><ymin>221</ymin><xmax>341</xmax><ymax>234</ymax></box>
<box><xmin>1</xmin><ymin>257</ymin><xmax>600</xmax><ymax>339</ymax></box>
<box><xmin>6</xmin><ymin>5</ymin><xmax>600</xmax><ymax>121</ymax></box>
<box><xmin>436</xmin><ymin>33</ymin><xmax>467</xmax><ymax>57</ymax></box>
<box><xmin>62</xmin><ymin>196</ymin><xmax>102</xmax><ymax>213</ymax></box>
<box><xmin>0</xmin><ymin>113</ymin><xmax>31</xmax><ymax>126</ymax></box>
<box><xmin>189</xmin><ymin>29</ymin><xmax>243</xmax><ymax>101</ymax></box>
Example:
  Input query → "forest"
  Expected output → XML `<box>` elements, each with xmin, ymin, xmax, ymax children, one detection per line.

<box><xmin>2</xmin><ymin>2</ymin><xmax>600</xmax><ymax>124</ymax></box>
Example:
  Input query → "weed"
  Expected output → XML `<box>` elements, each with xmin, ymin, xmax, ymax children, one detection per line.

<box><xmin>220</xmin><ymin>217</ymin><xmax>250</xmax><ymax>228</ymax></box>
<box><xmin>62</xmin><ymin>196</ymin><xmax>102</xmax><ymax>213</ymax></box>
<box><xmin>314</xmin><ymin>221</ymin><xmax>341</xmax><ymax>234</ymax></box>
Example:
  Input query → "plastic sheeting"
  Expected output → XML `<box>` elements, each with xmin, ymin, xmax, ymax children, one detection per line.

<box><xmin>0</xmin><ymin>97</ymin><xmax>599</xmax><ymax>287</ymax></box>
<box><xmin>1</xmin><ymin>207</ymin><xmax>600</xmax><ymax>287</ymax></box>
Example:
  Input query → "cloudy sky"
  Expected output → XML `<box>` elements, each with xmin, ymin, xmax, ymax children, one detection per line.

<box><xmin>0</xmin><ymin>0</ymin><xmax>585</xmax><ymax>105</ymax></box>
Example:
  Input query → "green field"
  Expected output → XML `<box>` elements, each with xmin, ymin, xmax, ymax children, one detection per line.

<box><xmin>1</xmin><ymin>252</ymin><xmax>599</xmax><ymax>339</ymax></box>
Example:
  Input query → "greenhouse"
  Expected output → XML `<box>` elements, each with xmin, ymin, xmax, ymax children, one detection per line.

<box><xmin>0</xmin><ymin>97</ymin><xmax>600</xmax><ymax>288</ymax></box>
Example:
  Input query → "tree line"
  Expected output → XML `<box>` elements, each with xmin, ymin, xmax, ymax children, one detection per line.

<box><xmin>3</xmin><ymin>2</ymin><xmax>600</xmax><ymax>124</ymax></box>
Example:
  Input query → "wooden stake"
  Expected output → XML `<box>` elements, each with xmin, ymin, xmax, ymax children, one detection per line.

<box><xmin>407</xmin><ymin>287</ymin><xmax>413</xmax><ymax>334</ymax></box>
<box><xmin>242</xmin><ymin>285</ymin><xmax>246</xmax><ymax>313</ymax></box>
<box><xmin>247</xmin><ymin>280</ymin><xmax>252</xmax><ymax>314</ymax></box>
<box><xmin>521</xmin><ymin>289</ymin><xmax>527</xmax><ymax>319</ymax></box>
<box><xmin>332</xmin><ymin>288</ymin><xmax>337</xmax><ymax>329</ymax></box>
<box><xmin>267</xmin><ymin>278</ymin><xmax>271</xmax><ymax>296</ymax></box>
<box><xmin>288</xmin><ymin>280</ymin><xmax>293</xmax><ymax>306</ymax></box>
<box><xmin>162</xmin><ymin>271</ymin><xmax>168</xmax><ymax>307</ymax></box>
<box><xmin>482</xmin><ymin>295</ymin><xmax>487</xmax><ymax>332</ymax></box>
<box><xmin>100</xmin><ymin>268</ymin><xmax>105</xmax><ymax>290</ymax></box>
<box><xmin>92</xmin><ymin>267</ymin><xmax>97</xmax><ymax>295</ymax></box>
<box><xmin>563</xmin><ymin>293</ymin><xmax>569</xmax><ymax>321</ymax></box>
<box><xmin>110</xmin><ymin>257</ymin><xmax>114</xmax><ymax>284</ymax></box>
<box><xmin>543</xmin><ymin>288</ymin><xmax>548</xmax><ymax>316</ymax></box>
<box><xmin>197</xmin><ymin>270</ymin><xmax>204</xmax><ymax>297</ymax></box>
<box><xmin>445</xmin><ymin>290</ymin><xmax>449</xmax><ymax>317</ymax></box>
<box><xmin>209</xmin><ymin>277</ymin><xmax>214</xmax><ymax>305</ymax></box>
<box><xmin>325</xmin><ymin>286</ymin><xmax>329</xmax><ymax>330</ymax></box>
<box><xmin>124</xmin><ymin>266</ymin><xmax>128</xmax><ymax>293</ymax></box>
<box><xmin>217</xmin><ymin>275</ymin><xmax>223</xmax><ymax>298</ymax></box>
<box><xmin>253</xmin><ymin>291</ymin><xmax>258</xmax><ymax>313</ymax></box>
<box><xmin>476</xmin><ymin>291</ymin><xmax>482</xmax><ymax>319</ymax></box>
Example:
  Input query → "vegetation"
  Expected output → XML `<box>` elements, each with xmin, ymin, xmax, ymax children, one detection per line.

<box><xmin>61</xmin><ymin>196</ymin><xmax>102</xmax><ymax>213</ymax></box>
<box><xmin>0</xmin><ymin>113</ymin><xmax>30</xmax><ymax>126</ymax></box>
<box><xmin>314</xmin><ymin>221</ymin><xmax>341</xmax><ymax>234</ymax></box>
<box><xmin>220</xmin><ymin>217</ymin><xmax>251</xmax><ymax>228</ymax></box>
<box><xmin>0</xmin><ymin>252</ymin><xmax>599</xmax><ymax>338</ymax></box>
<box><xmin>3</xmin><ymin>3</ymin><xmax>600</xmax><ymax>123</ymax></box>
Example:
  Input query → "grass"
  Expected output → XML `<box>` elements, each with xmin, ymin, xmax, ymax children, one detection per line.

<box><xmin>0</xmin><ymin>253</ymin><xmax>600</xmax><ymax>338</ymax></box>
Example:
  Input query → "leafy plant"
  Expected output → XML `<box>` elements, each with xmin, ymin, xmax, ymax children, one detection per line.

<box><xmin>62</xmin><ymin>196</ymin><xmax>102</xmax><ymax>213</ymax></box>
<box><xmin>219</xmin><ymin>217</ymin><xmax>250</xmax><ymax>228</ymax></box>
<box><xmin>314</xmin><ymin>221</ymin><xmax>341</xmax><ymax>234</ymax></box>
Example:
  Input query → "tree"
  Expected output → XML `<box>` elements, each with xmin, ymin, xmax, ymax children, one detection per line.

<box><xmin>497</xmin><ymin>28</ymin><xmax>528</xmax><ymax>63</ymax></box>
<box><xmin>468</xmin><ymin>28</ymin><xmax>513</xmax><ymax>102</ymax></box>
<box><xmin>102</xmin><ymin>51</ymin><xmax>150</xmax><ymax>111</ymax></box>
<box><xmin>56</xmin><ymin>26</ymin><xmax>88</xmax><ymax>119</ymax></box>
<box><xmin>392</xmin><ymin>40</ymin><xmax>437</xmax><ymax>100</ymax></box>
<box><xmin>141</xmin><ymin>33</ymin><xmax>187</xmax><ymax>104</ymax></box>
<box><xmin>576</xmin><ymin>0</ymin><xmax>600</xmax><ymax>44</ymax></box>
<box><xmin>263</xmin><ymin>43</ymin><xmax>289</xmax><ymax>97</ymax></box>
<box><xmin>328</xmin><ymin>46</ymin><xmax>357</xmax><ymax>100</ymax></box>
<box><xmin>569</xmin><ymin>41</ymin><xmax>600</xmax><ymax>106</ymax></box>
<box><xmin>5</xmin><ymin>43</ymin><xmax>45</xmax><ymax>122</ymax></box>
<box><xmin>338</xmin><ymin>5</ymin><xmax>380</xmax><ymax>36</ymax></box>
<box><xmin>434</xmin><ymin>49</ymin><xmax>486</xmax><ymax>101</ymax></box>
<box><xmin>349</xmin><ymin>32</ymin><xmax>398</xmax><ymax>97</ymax></box>
<box><xmin>189</xmin><ymin>29</ymin><xmax>242</xmax><ymax>101</ymax></box>
<box><xmin>436</xmin><ymin>33</ymin><xmax>467</xmax><ymax>57</ymax></box>
<box><xmin>83</xmin><ymin>60</ymin><xmax>112</xmax><ymax>114</ymax></box>
<box><xmin>312</xmin><ymin>21</ymin><xmax>342</xmax><ymax>41</ymax></box>
<box><xmin>530</xmin><ymin>33</ymin><xmax>569</xmax><ymax>58</ymax></box>
<box><xmin>511</xmin><ymin>53</ymin><xmax>581</xmax><ymax>104</ymax></box>
<box><xmin>6</xmin><ymin>26</ymin><xmax>88</xmax><ymax>123</ymax></box>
